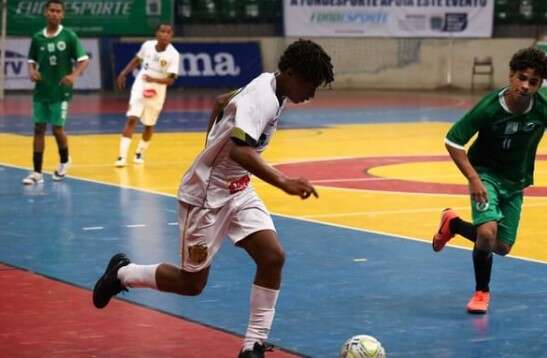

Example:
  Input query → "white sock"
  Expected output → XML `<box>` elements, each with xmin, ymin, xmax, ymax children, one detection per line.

<box><xmin>119</xmin><ymin>136</ymin><xmax>132</xmax><ymax>159</ymax></box>
<box><xmin>242</xmin><ymin>284</ymin><xmax>279</xmax><ymax>352</ymax></box>
<box><xmin>117</xmin><ymin>263</ymin><xmax>159</xmax><ymax>289</ymax></box>
<box><xmin>136</xmin><ymin>139</ymin><xmax>150</xmax><ymax>155</ymax></box>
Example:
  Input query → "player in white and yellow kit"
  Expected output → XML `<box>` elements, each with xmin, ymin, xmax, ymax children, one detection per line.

<box><xmin>115</xmin><ymin>23</ymin><xmax>180</xmax><ymax>167</ymax></box>
<box><xmin>93</xmin><ymin>39</ymin><xmax>334</xmax><ymax>357</ymax></box>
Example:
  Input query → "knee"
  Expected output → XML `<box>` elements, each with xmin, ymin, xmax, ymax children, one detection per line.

<box><xmin>494</xmin><ymin>243</ymin><xmax>512</xmax><ymax>256</ymax></box>
<box><xmin>52</xmin><ymin>126</ymin><xmax>64</xmax><ymax>136</ymax></box>
<box><xmin>34</xmin><ymin>124</ymin><xmax>46</xmax><ymax>136</ymax></box>
<box><xmin>476</xmin><ymin>226</ymin><xmax>497</xmax><ymax>251</ymax></box>
<box><xmin>258</xmin><ymin>248</ymin><xmax>285</xmax><ymax>272</ymax></box>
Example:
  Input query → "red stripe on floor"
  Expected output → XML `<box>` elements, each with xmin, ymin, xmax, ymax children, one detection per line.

<box><xmin>275</xmin><ymin>155</ymin><xmax>547</xmax><ymax>196</ymax></box>
<box><xmin>0</xmin><ymin>264</ymin><xmax>300</xmax><ymax>358</ymax></box>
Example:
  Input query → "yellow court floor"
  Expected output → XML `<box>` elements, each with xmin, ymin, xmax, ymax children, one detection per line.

<box><xmin>3</xmin><ymin>121</ymin><xmax>547</xmax><ymax>262</ymax></box>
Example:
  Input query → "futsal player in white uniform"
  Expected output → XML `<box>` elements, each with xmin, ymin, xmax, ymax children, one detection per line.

<box><xmin>115</xmin><ymin>23</ymin><xmax>180</xmax><ymax>167</ymax></box>
<box><xmin>94</xmin><ymin>39</ymin><xmax>334</xmax><ymax>358</ymax></box>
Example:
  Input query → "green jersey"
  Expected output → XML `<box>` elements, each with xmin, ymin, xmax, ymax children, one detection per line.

<box><xmin>28</xmin><ymin>25</ymin><xmax>88</xmax><ymax>102</ymax></box>
<box><xmin>446</xmin><ymin>88</ymin><xmax>547</xmax><ymax>189</ymax></box>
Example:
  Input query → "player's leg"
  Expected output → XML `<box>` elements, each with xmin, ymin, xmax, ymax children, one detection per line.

<box><xmin>237</xmin><ymin>230</ymin><xmax>283</xmax><ymax>356</ymax></box>
<box><xmin>432</xmin><ymin>208</ymin><xmax>478</xmax><ymax>252</ymax></box>
<box><xmin>467</xmin><ymin>179</ymin><xmax>502</xmax><ymax>313</ymax></box>
<box><xmin>93</xmin><ymin>201</ymin><xmax>224</xmax><ymax>308</ymax></box>
<box><xmin>228</xmin><ymin>195</ymin><xmax>281</xmax><ymax>356</ymax></box>
<box><xmin>134</xmin><ymin>107</ymin><xmax>160</xmax><ymax>164</ymax></box>
<box><xmin>23</xmin><ymin>101</ymin><xmax>48</xmax><ymax>184</ymax></box>
<box><xmin>50</xmin><ymin>101</ymin><xmax>71</xmax><ymax>180</ymax></box>
<box><xmin>116</xmin><ymin>116</ymin><xmax>139</xmax><ymax>167</ymax></box>
<box><xmin>493</xmin><ymin>190</ymin><xmax>521</xmax><ymax>256</ymax></box>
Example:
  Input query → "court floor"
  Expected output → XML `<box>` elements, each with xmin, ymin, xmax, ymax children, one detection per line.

<box><xmin>1</xmin><ymin>90</ymin><xmax>547</xmax><ymax>357</ymax></box>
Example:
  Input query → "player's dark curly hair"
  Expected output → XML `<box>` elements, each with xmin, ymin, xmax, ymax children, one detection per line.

<box><xmin>509</xmin><ymin>47</ymin><xmax>547</xmax><ymax>79</ymax></box>
<box><xmin>278</xmin><ymin>39</ymin><xmax>334</xmax><ymax>87</ymax></box>
<box><xmin>46</xmin><ymin>0</ymin><xmax>65</xmax><ymax>9</ymax></box>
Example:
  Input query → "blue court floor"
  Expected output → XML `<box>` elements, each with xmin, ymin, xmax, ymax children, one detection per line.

<box><xmin>2</xmin><ymin>164</ymin><xmax>547</xmax><ymax>357</ymax></box>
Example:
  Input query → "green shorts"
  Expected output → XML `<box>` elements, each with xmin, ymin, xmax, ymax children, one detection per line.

<box><xmin>33</xmin><ymin>101</ymin><xmax>69</xmax><ymax>127</ymax></box>
<box><xmin>471</xmin><ymin>174</ymin><xmax>523</xmax><ymax>246</ymax></box>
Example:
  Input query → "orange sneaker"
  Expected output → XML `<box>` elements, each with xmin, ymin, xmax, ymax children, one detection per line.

<box><xmin>432</xmin><ymin>208</ymin><xmax>458</xmax><ymax>252</ymax></box>
<box><xmin>466</xmin><ymin>291</ymin><xmax>490</xmax><ymax>314</ymax></box>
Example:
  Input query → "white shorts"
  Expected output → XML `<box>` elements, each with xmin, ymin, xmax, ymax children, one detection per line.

<box><xmin>178</xmin><ymin>191</ymin><xmax>276</xmax><ymax>272</ymax></box>
<box><xmin>127</xmin><ymin>86</ymin><xmax>164</xmax><ymax>126</ymax></box>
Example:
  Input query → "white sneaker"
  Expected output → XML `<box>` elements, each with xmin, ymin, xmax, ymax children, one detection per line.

<box><xmin>22</xmin><ymin>172</ymin><xmax>44</xmax><ymax>185</ymax></box>
<box><xmin>133</xmin><ymin>153</ymin><xmax>144</xmax><ymax>165</ymax></box>
<box><xmin>115</xmin><ymin>157</ymin><xmax>127</xmax><ymax>167</ymax></box>
<box><xmin>52</xmin><ymin>160</ymin><xmax>71</xmax><ymax>181</ymax></box>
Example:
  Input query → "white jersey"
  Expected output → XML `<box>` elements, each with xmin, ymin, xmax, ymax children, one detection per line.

<box><xmin>130</xmin><ymin>40</ymin><xmax>179</xmax><ymax>108</ymax></box>
<box><xmin>178</xmin><ymin>72</ymin><xmax>287</xmax><ymax>208</ymax></box>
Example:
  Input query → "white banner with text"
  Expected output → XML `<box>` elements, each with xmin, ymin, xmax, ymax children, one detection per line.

<box><xmin>284</xmin><ymin>0</ymin><xmax>494</xmax><ymax>38</ymax></box>
<box><xmin>4</xmin><ymin>38</ymin><xmax>101</xmax><ymax>90</ymax></box>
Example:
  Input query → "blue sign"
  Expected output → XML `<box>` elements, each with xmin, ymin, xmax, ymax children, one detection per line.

<box><xmin>113</xmin><ymin>42</ymin><xmax>263</xmax><ymax>88</ymax></box>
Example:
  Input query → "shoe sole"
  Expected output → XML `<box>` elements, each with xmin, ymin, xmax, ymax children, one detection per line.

<box><xmin>467</xmin><ymin>308</ymin><xmax>488</xmax><ymax>314</ymax></box>
<box><xmin>92</xmin><ymin>253</ymin><xmax>130</xmax><ymax>309</ymax></box>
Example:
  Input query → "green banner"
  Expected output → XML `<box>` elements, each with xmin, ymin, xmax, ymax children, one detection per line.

<box><xmin>538</xmin><ymin>42</ymin><xmax>547</xmax><ymax>96</ymax></box>
<box><xmin>8</xmin><ymin>0</ymin><xmax>173</xmax><ymax>36</ymax></box>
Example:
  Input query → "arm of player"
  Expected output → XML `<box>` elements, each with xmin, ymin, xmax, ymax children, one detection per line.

<box><xmin>205</xmin><ymin>91</ymin><xmax>238</xmax><ymax>144</ymax></box>
<box><xmin>142</xmin><ymin>73</ymin><xmax>177</xmax><ymax>86</ymax></box>
<box><xmin>60</xmin><ymin>58</ymin><xmax>90</xmax><ymax>87</ymax></box>
<box><xmin>28</xmin><ymin>62</ymin><xmax>41</xmax><ymax>82</ymax></box>
<box><xmin>116</xmin><ymin>56</ymin><xmax>142</xmax><ymax>90</ymax></box>
<box><xmin>229</xmin><ymin>142</ymin><xmax>318</xmax><ymax>199</ymax></box>
<box><xmin>445</xmin><ymin>143</ymin><xmax>487</xmax><ymax>204</ymax></box>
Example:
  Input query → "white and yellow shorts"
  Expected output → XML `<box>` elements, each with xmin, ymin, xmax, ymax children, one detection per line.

<box><xmin>178</xmin><ymin>191</ymin><xmax>276</xmax><ymax>272</ymax></box>
<box><xmin>127</xmin><ymin>87</ymin><xmax>164</xmax><ymax>126</ymax></box>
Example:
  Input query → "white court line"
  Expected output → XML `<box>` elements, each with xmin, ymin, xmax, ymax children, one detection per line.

<box><xmin>168</xmin><ymin>222</ymin><xmax>178</xmax><ymax>226</ymax></box>
<box><xmin>126</xmin><ymin>224</ymin><xmax>147</xmax><ymax>228</ymax></box>
<box><xmin>353</xmin><ymin>258</ymin><xmax>368</xmax><ymax>262</ymax></box>
<box><xmin>4</xmin><ymin>161</ymin><xmax>547</xmax><ymax>265</ymax></box>
<box><xmin>83</xmin><ymin>226</ymin><xmax>104</xmax><ymax>231</ymax></box>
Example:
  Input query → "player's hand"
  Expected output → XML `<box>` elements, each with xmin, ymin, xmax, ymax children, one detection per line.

<box><xmin>29</xmin><ymin>70</ymin><xmax>41</xmax><ymax>82</ymax></box>
<box><xmin>143</xmin><ymin>74</ymin><xmax>155</xmax><ymax>83</ymax></box>
<box><xmin>282</xmin><ymin>177</ymin><xmax>318</xmax><ymax>199</ymax></box>
<box><xmin>469</xmin><ymin>177</ymin><xmax>487</xmax><ymax>204</ymax></box>
<box><xmin>60</xmin><ymin>74</ymin><xmax>76</xmax><ymax>87</ymax></box>
<box><xmin>116</xmin><ymin>73</ymin><xmax>126</xmax><ymax>90</ymax></box>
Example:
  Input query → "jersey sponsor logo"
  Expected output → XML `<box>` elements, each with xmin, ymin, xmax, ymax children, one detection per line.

<box><xmin>47</xmin><ymin>43</ymin><xmax>55</xmax><ymax>52</ymax></box>
<box><xmin>228</xmin><ymin>175</ymin><xmax>250</xmax><ymax>194</ymax></box>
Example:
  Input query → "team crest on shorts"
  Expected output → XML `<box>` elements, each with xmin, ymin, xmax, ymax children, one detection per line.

<box><xmin>188</xmin><ymin>244</ymin><xmax>208</xmax><ymax>264</ymax></box>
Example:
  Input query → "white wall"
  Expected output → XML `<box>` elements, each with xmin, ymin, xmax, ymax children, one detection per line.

<box><xmin>166</xmin><ymin>36</ymin><xmax>535</xmax><ymax>90</ymax></box>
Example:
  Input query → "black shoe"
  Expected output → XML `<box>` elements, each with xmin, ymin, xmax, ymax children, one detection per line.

<box><xmin>93</xmin><ymin>253</ymin><xmax>131</xmax><ymax>308</ymax></box>
<box><xmin>238</xmin><ymin>343</ymin><xmax>273</xmax><ymax>358</ymax></box>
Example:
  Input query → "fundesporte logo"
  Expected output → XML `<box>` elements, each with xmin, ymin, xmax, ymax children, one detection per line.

<box><xmin>311</xmin><ymin>11</ymin><xmax>388</xmax><ymax>24</ymax></box>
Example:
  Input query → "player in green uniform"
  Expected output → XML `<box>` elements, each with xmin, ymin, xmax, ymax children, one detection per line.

<box><xmin>432</xmin><ymin>47</ymin><xmax>547</xmax><ymax>313</ymax></box>
<box><xmin>23</xmin><ymin>0</ymin><xmax>89</xmax><ymax>185</ymax></box>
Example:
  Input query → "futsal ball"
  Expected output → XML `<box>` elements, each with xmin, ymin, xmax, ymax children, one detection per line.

<box><xmin>340</xmin><ymin>335</ymin><xmax>386</xmax><ymax>358</ymax></box>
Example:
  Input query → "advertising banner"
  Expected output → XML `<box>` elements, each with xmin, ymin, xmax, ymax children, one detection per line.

<box><xmin>114</xmin><ymin>42</ymin><xmax>263</xmax><ymax>88</ymax></box>
<box><xmin>8</xmin><ymin>0</ymin><xmax>173</xmax><ymax>36</ymax></box>
<box><xmin>284</xmin><ymin>0</ymin><xmax>494</xmax><ymax>38</ymax></box>
<box><xmin>4</xmin><ymin>38</ymin><xmax>101</xmax><ymax>90</ymax></box>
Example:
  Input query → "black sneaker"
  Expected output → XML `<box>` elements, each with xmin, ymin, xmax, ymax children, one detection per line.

<box><xmin>93</xmin><ymin>253</ymin><xmax>131</xmax><ymax>309</ymax></box>
<box><xmin>238</xmin><ymin>343</ymin><xmax>273</xmax><ymax>358</ymax></box>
